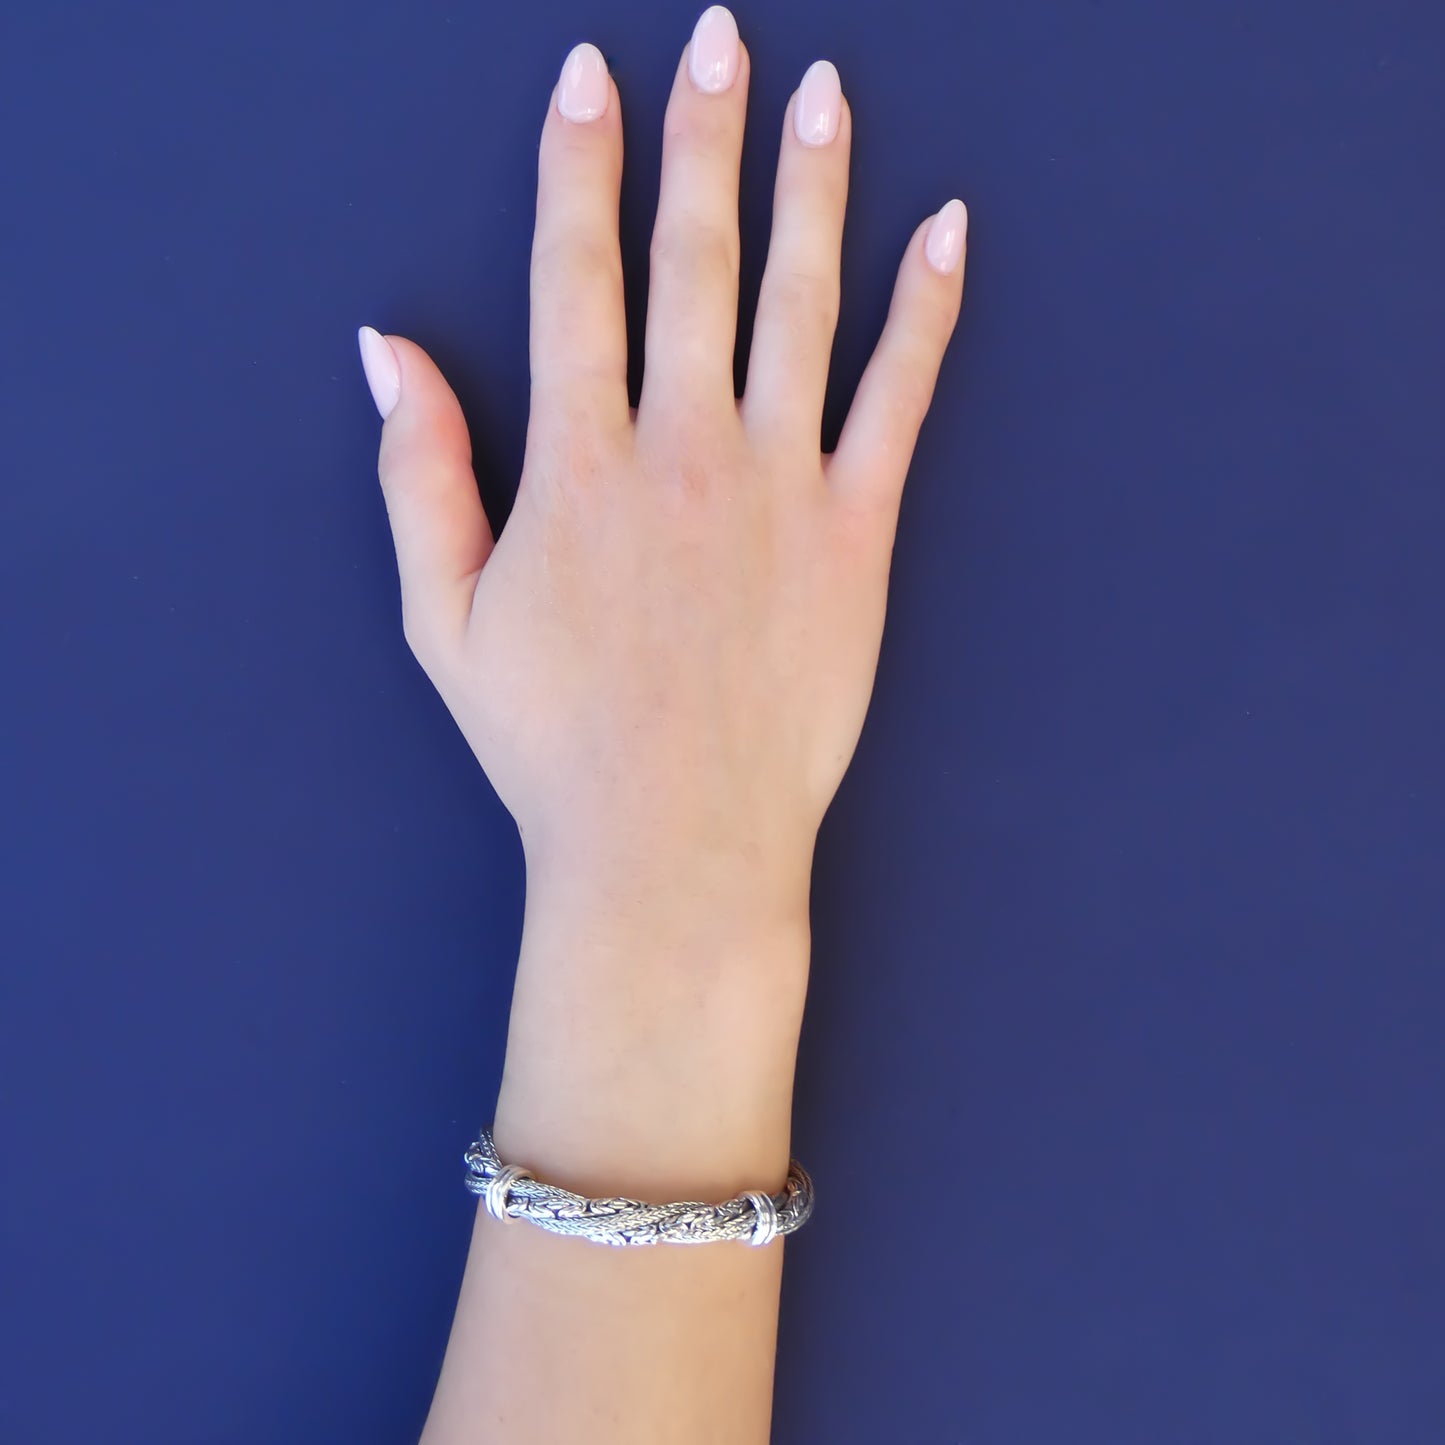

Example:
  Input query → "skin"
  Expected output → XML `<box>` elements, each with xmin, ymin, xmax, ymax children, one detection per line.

<box><xmin>360</xmin><ymin>10</ymin><xmax>966</xmax><ymax>1442</ymax></box>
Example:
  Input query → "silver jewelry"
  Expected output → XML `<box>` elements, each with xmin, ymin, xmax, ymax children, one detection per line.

<box><xmin>463</xmin><ymin>1128</ymin><xmax>814</xmax><ymax>1247</ymax></box>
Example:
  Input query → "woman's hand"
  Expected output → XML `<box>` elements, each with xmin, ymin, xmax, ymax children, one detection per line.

<box><xmin>362</xmin><ymin>29</ymin><xmax>965</xmax><ymax>911</ymax></box>
<box><xmin>363</xmin><ymin>10</ymin><xmax>965</xmax><ymax>1441</ymax></box>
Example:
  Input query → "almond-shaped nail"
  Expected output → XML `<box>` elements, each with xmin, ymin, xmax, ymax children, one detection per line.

<box><xmin>924</xmin><ymin>199</ymin><xmax>968</xmax><ymax>275</ymax></box>
<box><xmin>357</xmin><ymin>325</ymin><xmax>401</xmax><ymax>419</ymax></box>
<box><xmin>689</xmin><ymin>6</ymin><xmax>740</xmax><ymax>94</ymax></box>
<box><xmin>794</xmin><ymin>60</ymin><xmax>841</xmax><ymax>147</ymax></box>
<box><xmin>557</xmin><ymin>42</ymin><xmax>609</xmax><ymax>122</ymax></box>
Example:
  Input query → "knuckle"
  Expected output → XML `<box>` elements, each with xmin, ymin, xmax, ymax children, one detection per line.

<box><xmin>833</xmin><ymin>485</ymin><xmax>902</xmax><ymax>559</ymax></box>
<box><xmin>663</xmin><ymin>99</ymin><xmax>735</xmax><ymax>153</ymax></box>
<box><xmin>545</xmin><ymin>114</ymin><xmax>616</xmax><ymax>164</ymax></box>
<box><xmin>554</xmin><ymin>429</ymin><xmax>610</xmax><ymax>491</ymax></box>
<box><xmin>879</xmin><ymin>336</ymin><xmax>940</xmax><ymax>429</ymax></box>
<box><xmin>376</xmin><ymin>445</ymin><xmax>418</xmax><ymax>502</ymax></box>
<box><xmin>649</xmin><ymin>222</ymin><xmax>738</xmax><ymax>288</ymax></box>
<box><xmin>660</xmin><ymin>454</ymin><xmax>711</xmax><ymax>505</ymax></box>
<box><xmin>761</xmin><ymin>266</ymin><xmax>839</xmax><ymax>336</ymax></box>
<box><xmin>889</xmin><ymin>368</ymin><xmax>936</xmax><ymax>433</ymax></box>
<box><xmin>532</xmin><ymin>305</ymin><xmax>625</xmax><ymax>381</ymax></box>
<box><xmin>527</xmin><ymin>414</ymin><xmax>615</xmax><ymax>497</ymax></box>
<box><xmin>630</xmin><ymin>412</ymin><xmax>726</xmax><ymax>502</ymax></box>
<box><xmin>923</xmin><ymin>289</ymin><xmax>962</xmax><ymax>340</ymax></box>
<box><xmin>531</xmin><ymin>233</ymin><xmax>621</xmax><ymax>291</ymax></box>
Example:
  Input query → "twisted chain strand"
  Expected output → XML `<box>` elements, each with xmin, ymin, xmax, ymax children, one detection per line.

<box><xmin>463</xmin><ymin>1129</ymin><xmax>814</xmax><ymax>1247</ymax></box>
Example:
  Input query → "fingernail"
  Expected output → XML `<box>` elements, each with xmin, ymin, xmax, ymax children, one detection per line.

<box><xmin>924</xmin><ymin>199</ymin><xmax>968</xmax><ymax>275</ymax></box>
<box><xmin>689</xmin><ymin>6</ymin><xmax>740</xmax><ymax>94</ymax></box>
<box><xmin>794</xmin><ymin>60</ymin><xmax>841</xmax><ymax>147</ymax></box>
<box><xmin>357</xmin><ymin>325</ymin><xmax>401</xmax><ymax>419</ymax></box>
<box><xmin>557</xmin><ymin>42</ymin><xmax>610</xmax><ymax>122</ymax></box>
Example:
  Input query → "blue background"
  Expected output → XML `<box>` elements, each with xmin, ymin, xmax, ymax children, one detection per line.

<box><xmin>3</xmin><ymin>1</ymin><xmax>1442</xmax><ymax>1440</ymax></box>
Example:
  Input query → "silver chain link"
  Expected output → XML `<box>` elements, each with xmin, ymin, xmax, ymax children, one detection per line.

<box><xmin>463</xmin><ymin>1128</ymin><xmax>814</xmax><ymax>1247</ymax></box>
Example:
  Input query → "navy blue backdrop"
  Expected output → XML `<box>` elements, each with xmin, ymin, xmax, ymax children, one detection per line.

<box><xmin>3</xmin><ymin>2</ymin><xmax>1442</xmax><ymax>1440</ymax></box>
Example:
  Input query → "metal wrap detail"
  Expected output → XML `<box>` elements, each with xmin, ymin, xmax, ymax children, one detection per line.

<box><xmin>463</xmin><ymin>1128</ymin><xmax>814</xmax><ymax>1247</ymax></box>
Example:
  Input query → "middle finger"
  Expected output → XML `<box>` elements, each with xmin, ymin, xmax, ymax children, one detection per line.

<box><xmin>640</xmin><ymin>7</ymin><xmax>750</xmax><ymax>418</ymax></box>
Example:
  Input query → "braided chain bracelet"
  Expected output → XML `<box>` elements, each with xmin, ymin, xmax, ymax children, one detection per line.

<box><xmin>463</xmin><ymin>1128</ymin><xmax>815</xmax><ymax>1247</ymax></box>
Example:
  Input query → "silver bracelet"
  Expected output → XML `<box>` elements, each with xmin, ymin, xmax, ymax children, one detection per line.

<box><xmin>462</xmin><ymin>1128</ymin><xmax>814</xmax><ymax>1247</ymax></box>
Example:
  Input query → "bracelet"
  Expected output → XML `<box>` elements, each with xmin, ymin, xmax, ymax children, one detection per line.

<box><xmin>462</xmin><ymin>1128</ymin><xmax>815</xmax><ymax>1247</ymax></box>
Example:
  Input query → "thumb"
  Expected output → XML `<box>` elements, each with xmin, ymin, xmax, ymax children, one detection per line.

<box><xmin>357</xmin><ymin>326</ymin><xmax>494</xmax><ymax>661</ymax></box>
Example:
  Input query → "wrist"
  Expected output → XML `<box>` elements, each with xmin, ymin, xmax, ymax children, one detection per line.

<box><xmin>518</xmin><ymin>808</ymin><xmax>816</xmax><ymax>940</ymax></box>
<box><xmin>491</xmin><ymin>845</ymin><xmax>814</xmax><ymax>1201</ymax></box>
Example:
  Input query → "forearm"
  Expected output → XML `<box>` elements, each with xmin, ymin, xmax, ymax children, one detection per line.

<box><xmin>420</xmin><ymin>853</ymin><xmax>812</xmax><ymax>1444</ymax></box>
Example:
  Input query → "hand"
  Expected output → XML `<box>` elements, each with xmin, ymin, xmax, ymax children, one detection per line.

<box><xmin>359</xmin><ymin>9</ymin><xmax>966</xmax><ymax>1196</ymax></box>
<box><xmin>375</xmin><ymin>13</ymin><xmax>969</xmax><ymax>1439</ymax></box>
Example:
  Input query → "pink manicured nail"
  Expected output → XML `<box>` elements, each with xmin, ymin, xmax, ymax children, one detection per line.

<box><xmin>689</xmin><ymin>6</ymin><xmax>740</xmax><ymax>93</ymax></box>
<box><xmin>357</xmin><ymin>325</ymin><xmax>401</xmax><ymax>419</ymax></box>
<box><xmin>794</xmin><ymin>60</ymin><xmax>841</xmax><ymax>147</ymax></box>
<box><xmin>924</xmin><ymin>199</ymin><xmax>968</xmax><ymax>275</ymax></box>
<box><xmin>557</xmin><ymin>42</ymin><xmax>610</xmax><ymax>122</ymax></box>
